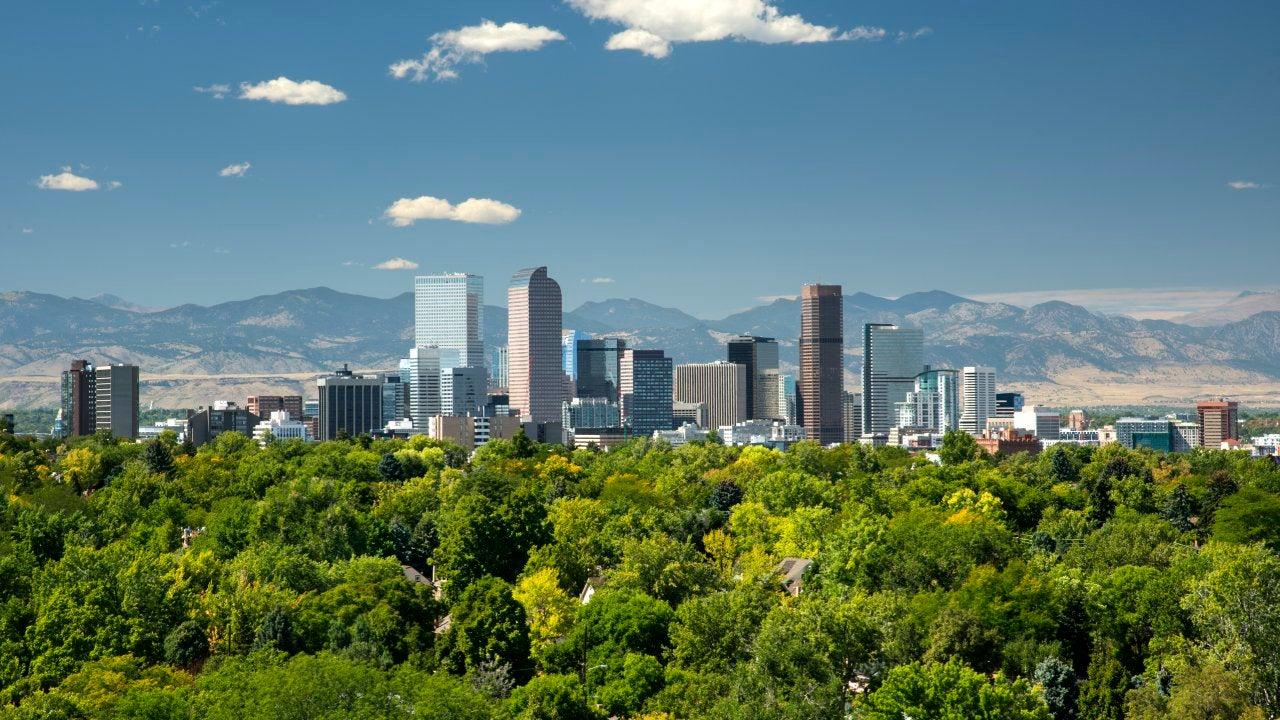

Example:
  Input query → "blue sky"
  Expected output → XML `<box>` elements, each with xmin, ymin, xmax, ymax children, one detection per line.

<box><xmin>2</xmin><ymin>0</ymin><xmax>1277</xmax><ymax>318</ymax></box>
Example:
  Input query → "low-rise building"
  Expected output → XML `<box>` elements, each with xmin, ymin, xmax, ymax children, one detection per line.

<box><xmin>718</xmin><ymin>420</ymin><xmax>806</xmax><ymax>449</ymax></box>
<box><xmin>976</xmin><ymin>428</ymin><xmax>1042</xmax><ymax>456</ymax></box>
<box><xmin>652</xmin><ymin>423</ymin><xmax>708</xmax><ymax>447</ymax></box>
<box><xmin>252</xmin><ymin>410</ymin><xmax>311</xmax><ymax>445</ymax></box>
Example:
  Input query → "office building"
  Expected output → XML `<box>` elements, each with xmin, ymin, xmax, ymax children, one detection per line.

<box><xmin>674</xmin><ymin>361</ymin><xmax>747</xmax><ymax>431</ymax></box>
<box><xmin>570</xmin><ymin>429</ymin><xmax>629</xmax><ymax>451</ymax></box>
<box><xmin>798</xmin><ymin>285</ymin><xmax>844</xmax><ymax>445</ymax></box>
<box><xmin>959</xmin><ymin>366</ymin><xmax>997</xmax><ymax>436</ymax></box>
<box><xmin>491</xmin><ymin>346</ymin><xmax>509</xmax><ymax>390</ymax></box>
<box><xmin>576</xmin><ymin>338</ymin><xmax>626</xmax><ymax>402</ymax></box>
<box><xmin>246</xmin><ymin>395</ymin><xmax>304</xmax><ymax>422</ymax></box>
<box><xmin>842</xmin><ymin>392</ymin><xmax>863</xmax><ymax>444</ymax></box>
<box><xmin>620</xmin><ymin>349</ymin><xmax>673</xmax><ymax>435</ymax></box>
<box><xmin>995</xmin><ymin>392</ymin><xmax>1024</xmax><ymax>419</ymax></box>
<box><xmin>653</xmin><ymin>424</ymin><xmax>709</xmax><ymax>447</ymax></box>
<box><xmin>414</xmin><ymin>273</ymin><xmax>485</xmax><ymax>370</ymax></box>
<box><xmin>403</xmin><ymin>347</ymin><xmax>443</xmax><ymax>430</ymax></box>
<box><xmin>1172</xmin><ymin>421</ymin><xmax>1200</xmax><ymax>453</ymax></box>
<box><xmin>727</xmin><ymin>335</ymin><xmax>781</xmax><ymax>420</ymax></box>
<box><xmin>1116</xmin><ymin>417</ymin><xmax>1173</xmax><ymax>451</ymax></box>
<box><xmin>252</xmin><ymin>411</ymin><xmax>310</xmax><ymax>445</ymax></box>
<box><xmin>562</xmin><ymin>329</ymin><xmax>589</xmax><ymax>383</ymax></box>
<box><xmin>376</xmin><ymin>374</ymin><xmax>410</xmax><ymax>425</ymax></box>
<box><xmin>719</xmin><ymin>420</ymin><xmax>807</xmax><ymax>450</ymax></box>
<box><xmin>441</xmin><ymin>366</ymin><xmax>487</xmax><ymax>417</ymax></box>
<box><xmin>1013</xmin><ymin>405</ymin><xmax>1061</xmax><ymax>440</ymax></box>
<box><xmin>563</xmin><ymin>397</ymin><xmax>622</xmax><ymax>430</ymax></box>
<box><xmin>897</xmin><ymin>367</ymin><xmax>959</xmax><ymax>433</ymax></box>
<box><xmin>508</xmin><ymin>267</ymin><xmax>564</xmax><ymax>423</ymax></box>
<box><xmin>187</xmin><ymin>401</ymin><xmax>259</xmax><ymax>448</ymax></box>
<box><xmin>316</xmin><ymin>365</ymin><xmax>384</xmax><ymax>440</ymax></box>
<box><xmin>60</xmin><ymin>359</ymin><xmax>96</xmax><ymax>437</ymax></box>
<box><xmin>94</xmin><ymin>364</ymin><xmax>139</xmax><ymax>439</ymax></box>
<box><xmin>1066</xmin><ymin>409</ymin><xmax>1088</xmax><ymax>431</ymax></box>
<box><xmin>976</xmin><ymin>428</ymin><xmax>1042</xmax><ymax>456</ymax></box>
<box><xmin>1197</xmin><ymin>400</ymin><xmax>1239</xmax><ymax>448</ymax></box>
<box><xmin>427</xmin><ymin>414</ymin><xmax>522</xmax><ymax>452</ymax></box>
<box><xmin>861</xmin><ymin>323</ymin><xmax>924</xmax><ymax>438</ymax></box>
<box><xmin>673</xmin><ymin>401</ymin><xmax>709</xmax><ymax>429</ymax></box>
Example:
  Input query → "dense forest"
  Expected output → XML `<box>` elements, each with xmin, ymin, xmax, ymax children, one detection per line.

<box><xmin>1</xmin><ymin>427</ymin><xmax>1279</xmax><ymax>719</ymax></box>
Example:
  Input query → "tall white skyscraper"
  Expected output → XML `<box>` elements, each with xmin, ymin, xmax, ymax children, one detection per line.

<box><xmin>403</xmin><ymin>347</ymin><xmax>443</xmax><ymax>430</ymax></box>
<box><xmin>960</xmin><ymin>366</ymin><xmax>997</xmax><ymax>435</ymax></box>
<box><xmin>414</xmin><ymin>273</ymin><xmax>485</xmax><ymax>370</ymax></box>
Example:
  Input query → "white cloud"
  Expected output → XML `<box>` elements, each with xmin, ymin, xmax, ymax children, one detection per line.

<box><xmin>213</xmin><ymin>247</ymin><xmax>230</xmax><ymax>254</ymax></box>
<box><xmin>373</xmin><ymin>257</ymin><xmax>420</xmax><ymax>270</ymax></box>
<box><xmin>36</xmin><ymin>171</ymin><xmax>99</xmax><ymax>191</ymax></box>
<box><xmin>194</xmin><ymin>83</ymin><xmax>231</xmax><ymax>99</ymax></box>
<box><xmin>21</xmin><ymin>227</ymin><xmax>34</xmax><ymax>234</ymax></box>
<box><xmin>106</xmin><ymin>180</ymin><xmax>123</xmax><ymax>190</ymax></box>
<box><xmin>390</xmin><ymin>20</ymin><xmax>566</xmax><ymax>81</ymax></box>
<box><xmin>896</xmin><ymin>26</ymin><xmax>932</xmax><ymax>42</ymax></box>
<box><xmin>219</xmin><ymin>162</ymin><xmax>252</xmax><ymax>177</ymax></box>
<box><xmin>170</xmin><ymin>241</ymin><xmax>191</xmax><ymax>249</ymax></box>
<box><xmin>1228</xmin><ymin>180</ymin><xmax>1263</xmax><ymax>190</ymax></box>
<box><xmin>565</xmin><ymin>0</ymin><xmax>888</xmax><ymax>57</ymax></box>
<box><xmin>756</xmin><ymin>294</ymin><xmax>799</xmax><ymax>303</ymax></box>
<box><xmin>238</xmin><ymin>77</ymin><xmax>347</xmax><ymax>105</ymax></box>
<box><xmin>582</xmin><ymin>277</ymin><xmax>616</xmax><ymax>284</ymax></box>
<box><xmin>383</xmin><ymin>195</ymin><xmax>521</xmax><ymax>227</ymax></box>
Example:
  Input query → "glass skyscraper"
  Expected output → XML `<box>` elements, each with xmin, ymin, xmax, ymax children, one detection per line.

<box><xmin>414</xmin><ymin>273</ymin><xmax>485</xmax><ymax>370</ymax></box>
<box><xmin>861</xmin><ymin>323</ymin><xmax>924</xmax><ymax>437</ymax></box>
<box><xmin>621</xmin><ymin>349</ymin><xmax>673</xmax><ymax>436</ymax></box>
<box><xmin>576</xmin><ymin>338</ymin><xmax>626</xmax><ymax>402</ymax></box>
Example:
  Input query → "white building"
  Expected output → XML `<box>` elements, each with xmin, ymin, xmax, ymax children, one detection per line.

<box><xmin>402</xmin><ymin>346</ymin><xmax>443</xmax><ymax>429</ymax></box>
<box><xmin>959</xmin><ymin>366</ymin><xmax>997</xmax><ymax>435</ymax></box>
<box><xmin>718</xmin><ymin>420</ymin><xmax>807</xmax><ymax>448</ymax></box>
<box><xmin>414</xmin><ymin>273</ymin><xmax>485</xmax><ymax>370</ymax></box>
<box><xmin>137</xmin><ymin>418</ymin><xmax>187</xmax><ymax>442</ymax></box>
<box><xmin>1013</xmin><ymin>405</ymin><xmax>1061</xmax><ymax>440</ymax></box>
<box><xmin>253</xmin><ymin>411</ymin><xmax>310</xmax><ymax>445</ymax></box>
<box><xmin>653</xmin><ymin>423</ymin><xmax>709</xmax><ymax>447</ymax></box>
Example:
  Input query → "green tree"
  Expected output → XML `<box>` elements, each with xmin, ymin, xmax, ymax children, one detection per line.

<box><xmin>857</xmin><ymin>659</ymin><xmax>1050</xmax><ymax>720</ymax></box>
<box><xmin>142</xmin><ymin>440</ymin><xmax>174</xmax><ymax>477</ymax></box>
<box><xmin>438</xmin><ymin>576</ymin><xmax>532</xmax><ymax>682</ymax></box>
<box><xmin>508</xmin><ymin>674</ymin><xmax>601</xmax><ymax>720</ymax></box>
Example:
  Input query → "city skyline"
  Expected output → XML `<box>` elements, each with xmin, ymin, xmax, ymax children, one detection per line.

<box><xmin>4</xmin><ymin>1</ymin><xmax>1277</xmax><ymax>319</ymax></box>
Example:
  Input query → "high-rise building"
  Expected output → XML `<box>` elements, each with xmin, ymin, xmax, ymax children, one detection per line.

<box><xmin>247</xmin><ymin>395</ymin><xmax>304</xmax><ymax>421</ymax></box>
<box><xmin>316</xmin><ymin>365</ymin><xmax>384</xmax><ymax>440</ymax></box>
<box><xmin>576</xmin><ymin>338</ymin><xmax>626</xmax><ymax>402</ymax></box>
<box><xmin>414</xmin><ymin>273</ymin><xmax>485</xmax><ymax>370</ymax></box>
<box><xmin>727</xmin><ymin>335</ymin><xmax>781</xmax><ymax>420</ymax></box>
<box><xmin>842</xmin><ymin>392</ymin><xmax>863</xmax><ymax>444</ymax></box>
<box><xmin>562</xmin><ymin>397</ymin><xmax>622</xmax><ymax>430</ymax></box>
<box><xmin>1116</xmin><ymin>417</ymin><xmax>1172</xmax><ymax>451</ymax></box>
<box><xmin>861</xmin><ymin>323</ymin><xmax>923</xmax><ymax>438</ymax></box>
<box><xmin>897</xmin><ymin>367</ymin><xmax>960</xmax><ymax>433</ymax></box>
<box><xmin>1066</xmin><ymin>409</ymin><xmax>1088</xmax><ymax>431</ymax></box>
<box><xmin>508</xmin><ymin>267</ymin><xmax>564</xmax><ymax>423</ymax></box>
<box><xmin>1013</xmin><ymin>405</ymin><xmax>1061</xmax><ymax>440</ymax></box>
<box><xmin>94</xmin><ymin>364</ymin><xmax>139</xmax><ymax>439</ymax></box>
<box><xmin>798</xmin><ymin>285</ymin><xmax>844</xmax><ymax>445</ymax></box>
<box><xmin>960</xmin><ymin>366</ymin><xmax>997</xmax><ymax>435</ymax></box>
<box><xmin>441</xmin><ymin>366</ymin><xmax>487</xmax><ymax>416</ymax></box>
<box><xmin>1197</xmin><ymin>400</ymin><xmax>1239</xmax><ymax>448</ymax></box>
<box><xmin>620</xmin><ymin>349</ymin><xmax>673</xmax><ymax>435</ymax></box>
<box><xmin>563</xmin><ymin>329</ymin><xmax>589</xmax><ymax>382</ymax></box>
<box><xmin>376</xmin><ymin>374</ymin><xmax>410</xmax><ymax>425</ymax></box>
<box><xmin>60</xmin><ymin>359</ymin><xmax>96</xmax><ymax>437</ymax></box>
<box><xmin>491</xmin><ymin>346</ymin><xmax>509</xmax><ymax>390</ymax></box>
<box><xmin>995</xmin><ymin>392</ymin><xmax>1024</xmax><ymax>419</ymax></box>
<box><xmin>674</xmin><ymin>361</ymin><xmax>747</xmax><ymax>431</ymax></box>
<box><xmin>186</xmin><ymin>401</ymin><xmax>259</xmax><ymax>448</ymax></box>
<box><xmin>403</xmin><ymin>347</ymin><xmax>443</xmax><ymax>430</ymax></box>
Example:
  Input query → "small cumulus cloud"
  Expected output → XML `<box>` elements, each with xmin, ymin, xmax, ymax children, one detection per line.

<box><xmin>194</xmin><ymin>83</ymin><xmax>231</xmax><ymax>99</ymax></box>
<box><xmin>21</xmin><ymin>227</ymin><xmax>34</xmax><ymax>235</ymax></box>
<box><xmin>373</xmin><ymin>257</ymin><xmax>420</xmax><ymax>270</ymax></box>
<box><xmin>383</xmin><ymin>195</ymin><xmax>521</xmax><ymax>227</ymax></box>
<box><xmin>390</xmin><ymin>20</ymin><xmax>566</xmax><ymax>81</ymax></box>
<box><xmin>36</xmin><ymin>171</ymin><xmax>99</xmax><ymax>191</ymax></box>
<box><xmin>106</xmin><ymin>180</ymin><xmax>123</xmax><ymax>190</ymax></box>
<box><xmin>170</xmin><ymin>241</ymin><xmax>191</xmax><ymax>249</ymax></box>
<box><xmin>219</xmin><ymin>162</ymin><xmax>251</xmax><ymax>177</ymax></box>
<box><xmin>582</xmin><ymin>277</ymin><xmax>615</xmax><ymax>284</ymax></box>
<box><xmin>238</xmin><ymin>77</ymin><xmax>347</xmax><ymax>105</ymax></box>
<box><xmin>1228</xmin><ymin>180</ymin><xmax>1264</xmax><ymax>190</ymax></box>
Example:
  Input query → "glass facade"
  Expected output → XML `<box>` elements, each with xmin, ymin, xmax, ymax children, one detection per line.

<box><xmin>414</xmin><ymin>273</ymin><xmax>485</xmax><ymax>370</ymax></box>
<box><xmin>576</xmin><ymin>338</ymin><xmax>626</xmax><ymax>402</ymax></box>
<box><xmin>861</xmin><ymin>324</ymin><xmax>924</xmax><ymax>436</ymax></box>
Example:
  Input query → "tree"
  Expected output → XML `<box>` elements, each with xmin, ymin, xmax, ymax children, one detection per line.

<box><xmin>164</xmin><ymin>620</ymin><xmax>209</xmax><ymax>667</ymax></box>
<box><xmin>709</xmin><ymin>480</ymin><xmax>744</xmax><ymax>513</ymax></box>
<box><xmin>1076</xmin><ymin>642</ymin><xmax>1127</xmax><ymax>720</ymax></box>
<box><xmin>1162</xmin><ymin>483</ymin><xmax>1199</xmax><ymax>533</ymax></box>
<box><xmin>1034</xmin><ymin>657</ymin><xmax>1077</xmax><ymax>720</ymax></box>
<box><xmin>940</xmin><ymin>430</ymin><xmax>985</xmax><ymax>465</ymax></box>
<box><xmin>511</xmin><ymin>429</ymin><xmax>538</xmax><ymax>459</ymax></box>
<box><xmin>143</xmin><ymin>440</ymin><xmax>175</xmax><ymax>477</ymax></box>
<box><xmin>857</xmin><ymin>659</ymin><xmax>1050</xmax><ymax>720</ymax></box>
<box><xmin>438</xmin><ymin>576</ymin><xmax>532</xmax><ymax>682</ymax></box>
<box><xmin>513</xmin><ymin>567</ymin><xmax>578</xmax><ymax>664</ymax></box>
<box><xmin>508</xmin><ymin>674</ymin><xmax>601</xmax><ymax>720</ymax></box>
<box><xmin>377</xmin><ymin>453</ymin><xmax>407</xmax><ymax>482</ymax></box>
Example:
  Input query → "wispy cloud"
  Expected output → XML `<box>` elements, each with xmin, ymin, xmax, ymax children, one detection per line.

<box><xmin>969</xmin><ymin>287</ymin><xmax>1256</xmax><ymax>320</ymax></box>
<box><xmin>21</xmin><ymin>227</ymin><xmax>34</xmax><ymax>235</ymax></box>
<box><xmin>582</xmin><ymin>277</ymin><xmax>615</xmax><ymax>284</ymax></box>
<box><xmin>106</xmin><ymin>180</ymin><xmax>123</xmax><ymax>190</ymax></box>
<box><xmin>194</xmin><ymin>83</ymin><xmax>231</xmax><ymax>99</ymax></box>
<box><xmin>565</xmin><ymin>0</ymin><xmax>895</xmax><ymax>59</ymax></box>
<box><xmin>756</xmin><ymin>294</ymin><xmax>799</xmax><ymax>303</ymax></box>
<box><xmin>896</xmin><ymin>27</ymin><xmax>933</xmax><ymax>42</ymax></box>
<box><xmin>373</xmin><ymin>257</ymin><xmax>420</xmax><ymax>270</ymax></box>
<box><xmin>383</xmin><ymin>195</ymin><xmax>521</xmax><ymax>227</ymax></box>
<box><xmin>390</xmin><ymin>20</ymin><xmax>566</xmax><ymax>81</ymax></box>
<box><xmin>170</xmin><ymin>241</ymin><xmax>191</xmax><ymax>249</ymax></box>
<box><xmin>238</xmin><ymin>77</ymin><xmax>347</xmax><ymax>105</ymax></box>
<box><xmin>212</xmin><ymin>247</ymin><xmax>230</xmax><ymax>254</ymax></box>
<box><xmin>218</xmin><ymin>162</ymin><xmax>252</xmax><ymax>177</ymax></box>
<box><xmin>1228</xmin><ymin>180</ymin><xmax>1264</xmax><ymax>190</ymax></box>
<box><xmin>37</xmin><ymin>170</ymin><xmax>100</xmax><ymax>191</ymax></box>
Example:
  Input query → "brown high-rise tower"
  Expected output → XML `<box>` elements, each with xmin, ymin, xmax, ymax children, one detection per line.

<box><xmin>799</xmin><ymin>284</ymin><xmax>844</xmax><ymax>445</ymax></box>
<box><xmin>508</xmin><ymin>266</ymin><xmax>564</xmax><ymax>423</ymax></box>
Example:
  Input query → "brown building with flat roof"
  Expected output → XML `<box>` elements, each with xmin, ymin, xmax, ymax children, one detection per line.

<box><xmin>798</xmin><ymin>284</ymin><xmax>844</xmax><ymax>445</ymax></box>
<box><xmin>1197</xmin><ymin>400</ymin><xmax>1239</xmax><ymax>448</ymax></box>
<box><xmin>977</xmin><ymin>428</ymin><xmax>1042</xmax><ymax>456</ymax></box>
<box><xmin>247</xmin><ymin>395</ymin><xmax>304</xmax><ymax>420</ymax></box>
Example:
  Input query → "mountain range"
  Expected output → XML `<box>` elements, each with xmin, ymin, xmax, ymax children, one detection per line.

<box><xmin>3</xmin><ymin>287</ymin><xmax>1280</xmax><ymax>409</ymax></box>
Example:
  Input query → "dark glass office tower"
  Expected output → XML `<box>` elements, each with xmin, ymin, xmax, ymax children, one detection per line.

<box><xmin>576</xmin><ymin>338</ymin><xmax>626</xmax><ymax>401</ymax></box>
<box><xmin>799</xmin><ymin>284</ymin><xmax>844</xmax><ymax>445</ymax></box>
<box><xmin>727</xmin><ymin>335</ymin><xmax>780</xmax><ymax>420</ymax></box>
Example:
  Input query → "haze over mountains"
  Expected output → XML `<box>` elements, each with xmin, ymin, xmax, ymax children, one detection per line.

<box><xmin>2</xmin><ymin>287</ymin><xmax>1280</xmax><ymax>409</ymax></box>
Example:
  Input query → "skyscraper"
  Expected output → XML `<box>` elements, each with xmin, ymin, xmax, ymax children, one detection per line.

<box><xmin>247</xmin><ymin>395</ymin><xmax>304</xmax><ymax>421</ymax></box>
<box><xmin>576</xmin><ymin>338</ymin><xmax>626</xmax><ymax>402</ymax></box>
<box><xmin>727</xmin><ymin>335</ymin><xmax>780</xmax><ymax>420</ymax></box>
<box><xmin>60</xmin><ymin>359</ymin><xmax>96</xmax><ymax>437</ymax></box>
<box><xmin>403</xmin><ymin>347</ymin><xmax>443</xmax><ymax>429</ymax></box>
<box><xmin>93</xmin><ymin>364</ymin><xmax>140</xmax><ymax>439</ymax></box>
<box><xmin>842</xmin><ymin>391</ymin><xmax>863</xmax><ymax>444</ymax></box>
<box><xmin>897</xmin><ymin>367</ymin><xmax>959</xmax><ymax>432</ymax></box>
<box><xmin>414</xmin><ymin>273</ymin><xmax>485</xmax><ymax>369</ymax></box>
<box><xmin>1197</xmin><ymin>399</ymin><xmax>1239</xmax><ymax>448</ymax></box>
<box><xmin>674</xmin><ymin>361</ymin><xmax>747</xmax><ymax>430</ymax></box>
<box><xmin>799</xmin><ymin>284</ymin><xmax>844</xmax><ymax>445</ymax></box>
<box><xmin>441</xmin><ymin>366</ymin><xmax>487</xmax><ymax>416</ymax></box>
<box><xmin>563</xmin><ymin>329</ymin><xmax>589</xmax><ymax>382</ymax></box>
<box><xmin>861</xmin><ymin>323</ymin><xmax>924</xmax><ymax>438</ymax></box>
<box><xmin>620</xmin><ymin>349</ymin><xmax>673</xmax><ymax>436</ymax></box>
<box><xmin>960</xmin><ymin>366</ymin><xmax>997</xmax><ymax>435</ymax></box>
<box><xmin>316</xmin><ymin>365</ymin><xmax>384</xmax><ymax>441</ymax></box>
<box><xmin>508</xmin><ymin>266</ymin><xmax>564</xmax><ymax>423</ymax></box>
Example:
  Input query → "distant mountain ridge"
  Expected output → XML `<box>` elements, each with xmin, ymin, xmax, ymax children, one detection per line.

<box><xmin>4</xmin><ymin>288</ymin><xmax>1280</xmax><ymax>392</ymax></box>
